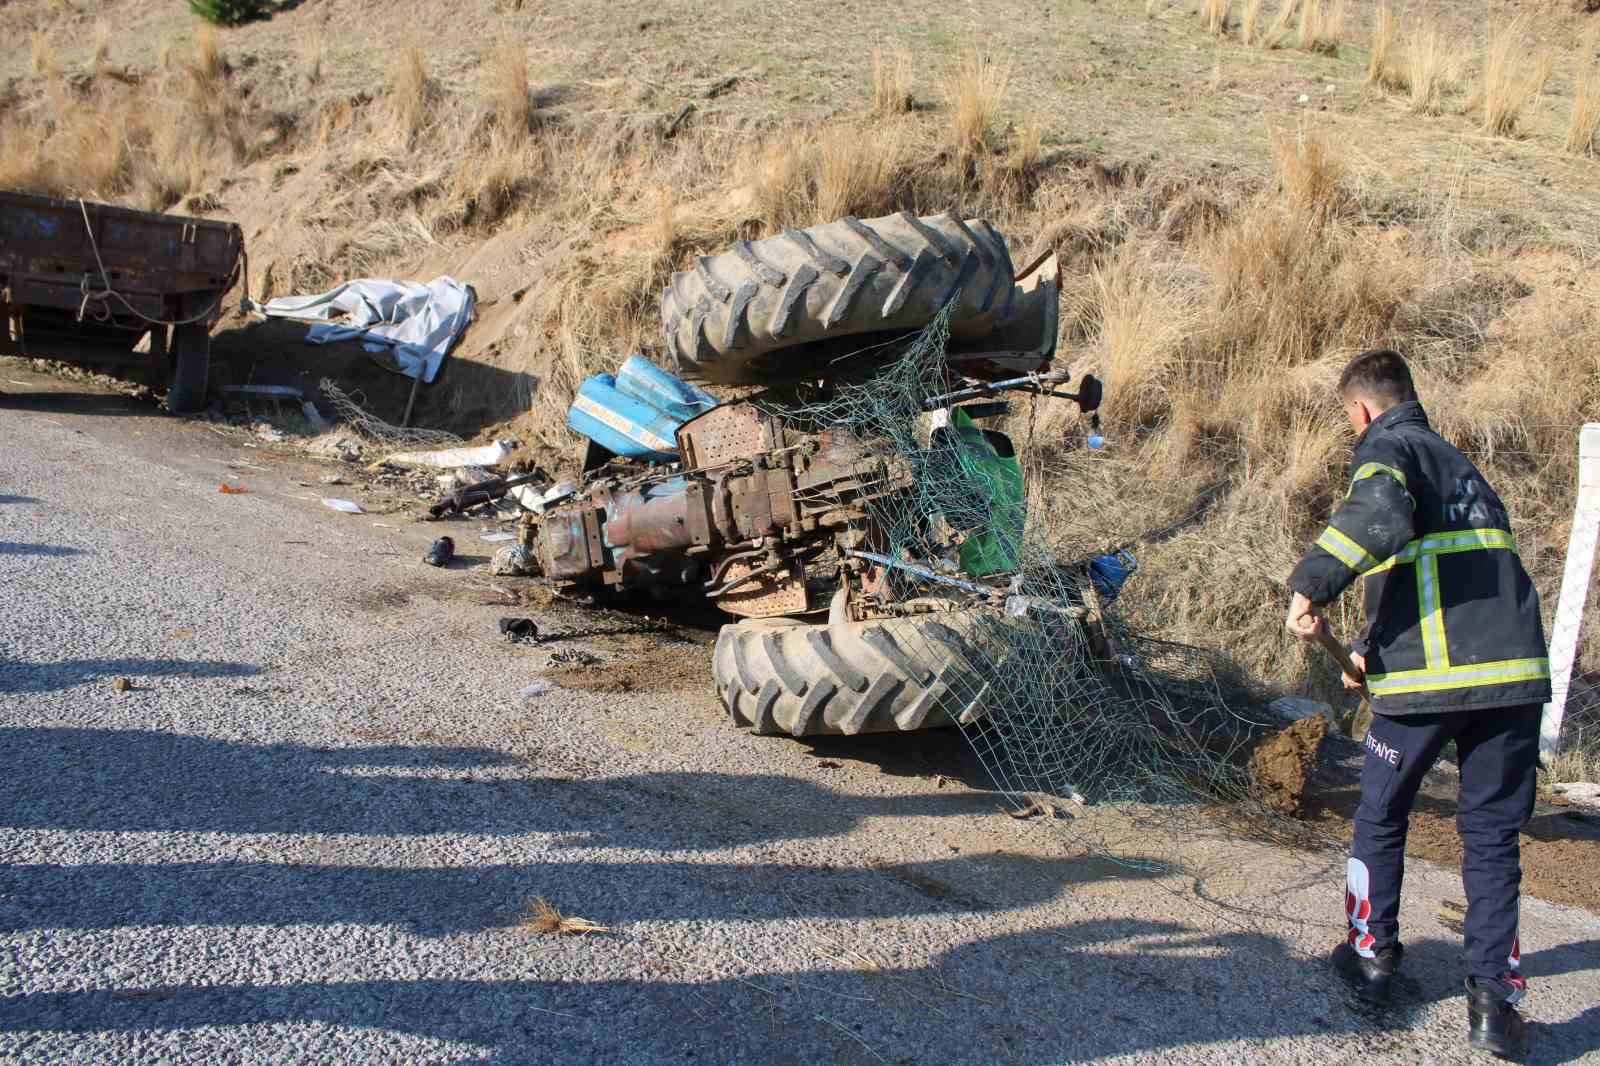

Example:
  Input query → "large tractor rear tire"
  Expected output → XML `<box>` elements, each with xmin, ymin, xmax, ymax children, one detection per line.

<box><xmin>663</xmin><ymin>212</ymin><xmax>1016</xmax><ymax>384</ymax></box>
<box><xmin>713</xmin><ymin>612</ymin><xmax>1000</xmax><ymax>737</ymax></box>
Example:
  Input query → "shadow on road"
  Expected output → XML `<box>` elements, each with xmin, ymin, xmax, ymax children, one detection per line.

<box><xmin>0</xmin><ymin>728</ymin><xmax>1013</xmax><ymax>845</ymax></box>
<box><xmin>3</xmin><ymin>924</ymin><xmax>1594</xmax><ymax>1064</ymax></box>
<box><xmin>0</xmin><ymin>847</ymin><xmax>1145</xmax><ymax>934</ymax></box>
<box><xmin>0</xmin><ymin>659</ymin><xmax>262</xmax><ymax>695</ymax></box>
<box><xmin>0</xmin><ymin>542</ymin><xmax>85</xmax><ymax>557</ymax></box>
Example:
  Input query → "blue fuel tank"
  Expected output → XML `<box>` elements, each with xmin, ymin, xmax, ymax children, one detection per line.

<box><xmin>568</xmin><ymin>373</ymin><xmax>682</xmax><ymax>462</ymax></box>
<box><xmin>613</xmin><ymin>354</ymin><xmax>717</xmax><ymax>424</ymax></box>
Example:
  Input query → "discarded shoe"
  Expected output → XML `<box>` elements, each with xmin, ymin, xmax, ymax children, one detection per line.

<box><xmin>1332</xmin><ymin>941</ymin><xmax>1403</xmax><ymax>1002</ymax></box>
<box><xmin>423</xmin><ymin>536</ymin><xmax>455</xmax><ymax>567</ymax></box>
<box><xmin>1467</xmin><ymin>976</ymin><xmax>1527</xmax><ymax>1059</ymax></box>
<box><xmin>499</xmin><ymin>617</ymin><xmax>540</xmax><ymax>644</ymax></box>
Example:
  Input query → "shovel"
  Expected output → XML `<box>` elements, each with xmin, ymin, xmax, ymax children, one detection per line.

<box><xmin>1314</xmin><ymin>625</ymin><xmax>1374</xmax><ymax>742</ymax></box>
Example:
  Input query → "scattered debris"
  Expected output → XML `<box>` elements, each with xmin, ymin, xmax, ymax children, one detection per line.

<box><xmin>816</xmin><ymin>759</ymin><xmax>842</xmax><ymax>769</ymax></box>
<box><xmin>548</xmin><ymin>648</ymin><xmax>599</xmax><ymax>667</ymax></box>
<box><xmin>254</xmin><ymin>422</ymin><xmax>290</xmax><ymax>444</ymax></box>
<box><xmin>252</xmin><ymin>277</ymin><xmax>477</xmax><ymax>384</ymax></box>
<box><xmin>482</xmin><ymin>532</ymin><xmax>515</xmax><ymax>543</ymax></box>
<box><xmin>1005</xmin><ymin>799</ymin><xmax>1059</xmax><ymax>820</ymax></box>
<box><xmin>1550</xmin><ymin>782</ymin><xmax>1600</xmax><ymax>809</ymax></box>
<box><xmin>319</xmin><ymin>379</ymin><xmax>459</xmax><ymax>449</ymax></box>
<box><xmin>429</xmin><ymin>469</ymin><xmax>550</xmax><ymax>519</ymax></box>
<box><xmin>508</xmin><ymin>479</ymin><xmax>576</xmax><ymax>515</ymax></box>
<box><xmin>301</xmin><ymin>400</ymin><xmax>333</xmax><ymax>433</ymax></box>
<box><xmin>167</xmin><ymin>629</ymin><xmax>195</xmax><ymax>641</ymax></box>
<box><xmin>519</xmin><ymin>897</ymin><xmax>610</xmax><ymax>936</ymax></box>
<box><xmin>305</xmin><ymin>432</ymin><xmax>365</xmax><ymax>463</ymax></box>
<box><xmin>664</xmin><ymin>102</ymin><xmax>696</xmax><ymax>138</ymax></box>
<box><xmin>386</xmin><ymin>440</ymin><xmax>516</xmax><ymax>470</ymax></box>
<box><xmin>1247</xmin><ymin>713</ymin><xmax>1329</xmax><ymax>817</ymax></box>
<box><xmin>499</xmin><ymin>617</ymin><xmax>540</xmax><ymax>643</ymax></box>
<box><xmin>490</xmin><ymin>545</ymin><xmax>535</xmax><ymax>576</ymax></box>
<box><xmin>519</xmin><ymin>679</ymin><xmax>551</xmax><ymax>699</ymax></box>
<box><xmin>319</xmin><ymin>474</ymin><xmax>346</xmax><ymax>486</ymax></box>
<box><xmin>423</xmin><ymin>536</ymin><xmax>455</xmax><ymax>567</ymax></box>
<box><xmin>112</xmin><ymin>677</ymin><xmax>131</xmax><ymax>693</ymax></box>
<box><xmin>218</xmin><ymin>484</ymin><xmax>248</xmax><ymax>494</ymax></box>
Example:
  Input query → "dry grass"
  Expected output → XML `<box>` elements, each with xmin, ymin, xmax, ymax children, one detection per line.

<box><xmin>29</xmin><ymin>30</ymin><xmax>56</xmax><ymax>77</ymax></box>
<box><xmin>1365</xmin><ymin>5</ymin><xmax>1400</xmax><ymax>89</ymax></box>
<box><xmin>944</xmin><ymin>50</ymin><xmax>1009</xmax><ymax>158</ymax></box>
<box><xmin>1087</xmin><ymin>247</ymin><xmax>1193</xmax><ymax>428</ymax></box>
<box><xmin>1295</xmin><ymin>0</ymin><xmax>1342</xmax><ymax>54</ymax></box>
<box><xmin>1240</xmin><ymin>0</ymin><xmax>1263</xmax><ymax>45</ymax></box>
<box><xmin>1202</xmin><ymin>0</ymin><xmax>1230</xmax><ymax>38</ymax></box>
<box><xmin>1262</xmin><ymin>0</ymin><xmax>1298</xmax><ymax>50</ymax></box>
<box><xmin>303</xmin><ymin>32</ymin><xmax>325</xmax><ymax>87</ymax></box>
<box><xmin>490</xmin><ymin>40</ymin><xmax>533</xmax><ymax>140</ymax></box>
<box><xmin>742</xmin><ymin>121</ymin><xmax>909</xmax><ymax>231</ymax></box>
<box><xmin>519</xmin><ymin>897</ymin><xmax>610</xmax><ymax>936</ymax></box>
<box><xmin>1567</xmin><ymin>60</ymin><xmax>1600</xmax><ymax>156</ymax></box>
<box><xmin>190</xmin><ymin>24</ymin><xmax>226</xmax><ymax>84</ymax></box>
<box><xmin>1405</xmin><ymin>21</ymin><xmax>1456</xmax><ymax>115</ymax></box>
<box><xmin>1477</xmin><ymin>20</ymin><xmax>1553</xmax><ymax>138</ymax></box>
<box><xmin>871</xmin><ymin>45</ymin><xmax>914</xmax><ymax>116</ymax></box>
<box><xmin>813</xmin><ymin>122</ymin><xmax>904</xmax><ymax>224</ymax></box>
<box><xmin>90</xmin><ymin>21</ymin><xmax>111</xmax><ymax>74</ymax></box>
<box><xmin>390</xmin><ymin>45</ymin><xmax>436</xmax><ymax>146</ymax></box>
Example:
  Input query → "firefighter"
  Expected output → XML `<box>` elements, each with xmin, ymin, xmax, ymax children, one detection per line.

<box><xmin>1283</xmin><ymin>349</ymin><xmax>1551</xmax><ymax>1058</ymax></box>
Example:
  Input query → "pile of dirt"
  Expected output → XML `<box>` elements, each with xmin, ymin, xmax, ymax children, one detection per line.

<box><xmin>543</xmin><ymin>634</ymin><xmax>714</xmax><ymax>697</ymax></box>
<box><xmin>1247</xmin><ymin>714</ymin><xmax>1329</xmax><ymax>817</ymax></box>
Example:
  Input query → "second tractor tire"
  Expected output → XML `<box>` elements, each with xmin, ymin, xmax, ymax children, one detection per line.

<box><xmin>713</xmin><ymin>611</ymin><xmax>1003</xmax><ymax>737</ymax></box>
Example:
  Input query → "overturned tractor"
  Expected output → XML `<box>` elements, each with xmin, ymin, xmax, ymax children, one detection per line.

<box><xmin>516</xmin><ymin>212</ymin><xmax>1115</xmax><ymax>736</ymax></box>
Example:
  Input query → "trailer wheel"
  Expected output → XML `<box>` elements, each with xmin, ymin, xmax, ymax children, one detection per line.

<box><xmin>713</xmin><ymin>611</ymin><xmax>1005</xmax><ymax>737</ymax></box>
<box><xmin>167</xmin><ymin>322</ymin><xmax>209</xmax><ymax>414</ymax></box>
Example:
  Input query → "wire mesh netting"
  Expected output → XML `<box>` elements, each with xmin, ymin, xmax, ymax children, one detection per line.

<box><xmin>765</xmin><ymin>310</ymin><xmax>1299</xmax><ymax>864</ymax></box>
<box><xmin>319</xmin><ymin>378</ymin><xmax>462</xmax><ymax>449</ymax></box>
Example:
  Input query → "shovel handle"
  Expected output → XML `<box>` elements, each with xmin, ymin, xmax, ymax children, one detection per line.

<box><xmin>1314</xmin><ymin>626</ymin><xmax>1369</xmax><ymax>698</ymax></box>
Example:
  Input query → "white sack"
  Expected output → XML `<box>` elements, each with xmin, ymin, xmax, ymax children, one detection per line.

<box><xmin>383</xmin><ymin>442</ymin><xmax>514</xmax><ymax>470</ymax></box>
<box><xmin>259</xmin><ymin>277</ymin><xmax>476</xmax><ymax>383</ymax></box>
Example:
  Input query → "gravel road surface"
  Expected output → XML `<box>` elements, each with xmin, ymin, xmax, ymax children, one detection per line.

<box><xmin>2</xmin><ymin>368</ymin><xmax>1597</xmax><ymax>1065</ymax></box>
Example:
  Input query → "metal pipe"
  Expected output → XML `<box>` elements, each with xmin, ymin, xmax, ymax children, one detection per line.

<box><xmin>922</xmin><ymin>370</ymin><xmax>1074</xmax><ymax>410</ymax></box>
<box><xmin>843</xmin><ymin>549</ymin><xmax>996</xmax><ymax>597</ymax></box>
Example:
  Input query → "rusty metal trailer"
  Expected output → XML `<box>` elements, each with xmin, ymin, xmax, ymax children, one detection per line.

<box><xmin>0</xmin><ymin>192</ymin><xmax>244</xmax><ymax>412</ymax></box>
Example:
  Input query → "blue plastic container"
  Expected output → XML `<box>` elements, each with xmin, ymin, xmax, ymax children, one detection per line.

<box><xmin>568</xmin><ymin>373</ymin><xmax>682</xmax><ymax>461</ymax></box>
<box><xmin>614</xmin><ymin>354</ymin><xmax>716</xmax><ymax>424</ymax></box>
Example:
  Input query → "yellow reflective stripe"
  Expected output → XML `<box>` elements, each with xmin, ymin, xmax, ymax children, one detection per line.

<box><xmin>1316</xmin><ymin>526</ymin><xmax>1381</xmax><ymax>572</ymax></box>
<box><xmin>1416</xmin><ymin>555</ymin><xmax>1448</xmax><ymax>669</ymax></box>
<box><xmin>1367</xmin><ymin>657</ymin><xmax>1550</xmax><ymax>696</ymax></box>
<box><xmin>1363</xmin><ymin>528</ymin><xmax>1518</xmax><ymax>575</ymax></box>
<box><xmin>1351</xmin><ymin>462</ymin><xmax>1408</xmax><ymax>493</ymax></box>
<box><xmin>1419</xmin><ymin>528</ymin><xmax>1516</xmax><ymax>554</ymax></box>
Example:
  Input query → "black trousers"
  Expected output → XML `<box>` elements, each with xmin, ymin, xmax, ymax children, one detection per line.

<box><xmin>1344</xmin><ymin>703</ymin><xmax>1540</xmax><ymax>990</ymax></box>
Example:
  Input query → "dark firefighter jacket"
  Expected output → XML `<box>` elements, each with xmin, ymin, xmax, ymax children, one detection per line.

<box><xmin>1287</xmin><ymin>401</ymin><xmax>1550</xmax><ymax>715</ymax></box>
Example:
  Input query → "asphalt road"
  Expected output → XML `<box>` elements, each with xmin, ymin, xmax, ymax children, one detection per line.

<box><xmin>2</xmin><ymin>366</ymin><xmax>1597</xmax><ymax>1065</ymax></box>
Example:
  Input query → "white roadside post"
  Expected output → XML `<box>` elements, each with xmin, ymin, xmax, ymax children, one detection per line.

<box><xmin>1540</xmin><ymin>423</ymin><xmax>1600</xmax><ymax>768</ymax></box>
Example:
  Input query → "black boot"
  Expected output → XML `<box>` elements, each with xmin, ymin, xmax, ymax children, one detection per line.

<box><xmin>1331</xmin><ymin>940</ymin><xmax>1403</xmax><ymax>1001</ymax></box>
<box><xmin>1467</xmin><ymin>977</ymin><xmax>1527</xmax><ymax>1059</ymax></box>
